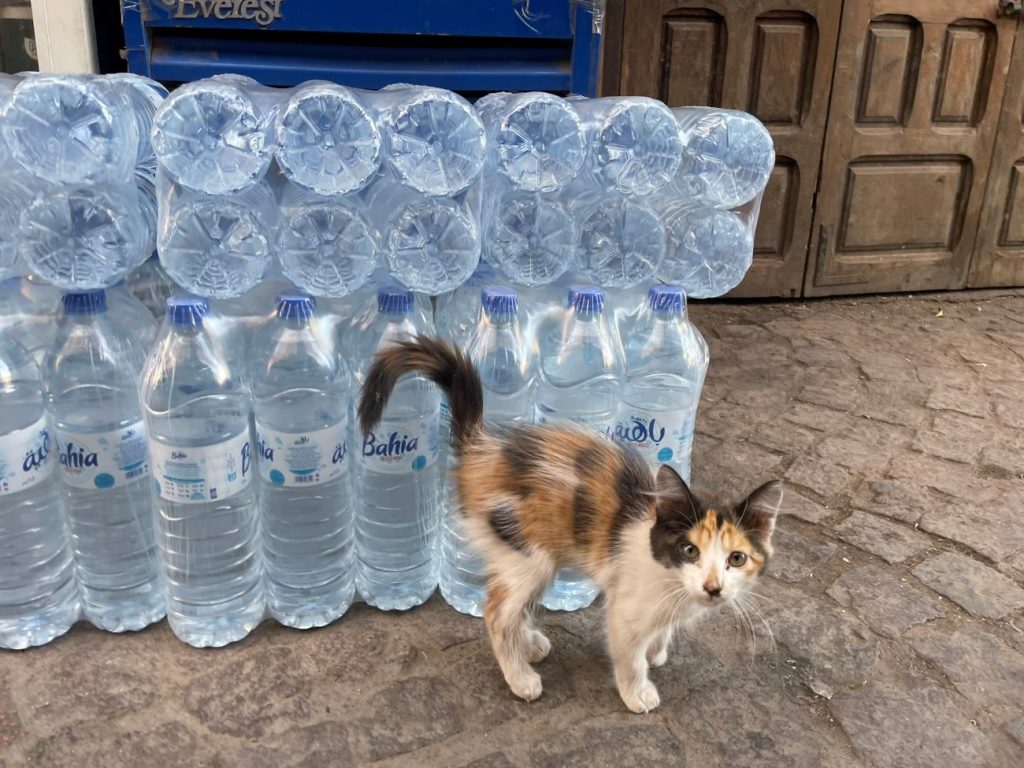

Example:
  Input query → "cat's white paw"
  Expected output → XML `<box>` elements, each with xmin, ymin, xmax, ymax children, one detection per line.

<box><xmin>526</xmin><ymin>630</ymin><xmax>551</xmax><ymax>663</ymax></box>
<box><xmin>621</xmin><ymin>680</ymin><xmax>661</xmax><ymax>714</ymax></box>
<box><xmin>648</xmin><ymin>647</ymin><xmax>669</xmax><ymax>668</ymax></box>
<box><xmin>509</xmin><ymin>670</ymin><xmax>543</xmax><ymax>702</ymax></box>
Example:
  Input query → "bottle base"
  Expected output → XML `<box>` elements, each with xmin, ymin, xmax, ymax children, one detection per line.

<box><xmin>83</xmin><ymin>594</ymin><xmax>166</xmax><ymax>633</ymax></box>
<box><xmin>167</xmin><ymin>600</ymin><xmax>266</xmax><ymax>648</ymax></box>
<box><xmin>439</xmin><ymin>588</ymin><xmax>484</xmax><ymax>618</ymax></box>
<box><xmin>357</xmin><ymin>578</ymin><xmax>436</xmax><ymax>612</ymax></box>
<box><xmin>0</xmin><ymin>601</ymin><xmax>81</xmax><ymax>649</ymax></box>
<box><xmin>269</xmin><ymin>586</ymin><xmax>356</xmax><ymax>630</ymax></box>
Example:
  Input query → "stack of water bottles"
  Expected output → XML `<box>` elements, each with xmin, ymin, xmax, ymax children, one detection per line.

<box><xmin>1</xmin><ymin>74</ymin><xmax>773</xmax><ymax>650</ymax></box>
<box><xmin>152</xmin><ymin>77</ymin><xmax>485</xmax><ymax>299</ymax></box>
<box><xmin>0</xmin><ymin>72</ymin><xmax>165</xmax><ymax>288</ymax></box>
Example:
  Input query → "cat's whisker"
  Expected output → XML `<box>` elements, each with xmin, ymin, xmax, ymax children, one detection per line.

<box><xmin>736</xmin><ymin>594</ymin><xmax>776</xmax><ymax>657</ymax></box>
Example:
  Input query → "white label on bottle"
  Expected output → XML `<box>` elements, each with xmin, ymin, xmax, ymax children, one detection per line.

<box><xmin>0</xmin><ymin>416</ymin><xmax>54</xmax><ymax>495</ymax></box>
<box><xmin>256</xmin><ymin>421</ymin><xmax>347</xmax><ymax>488</ymax></box>
<box><xmin>613</xmin><ymin>409</ymin><xmax>693</xmax><ymax>466</ymax></box>
<box><xmin>55</xmin><ymin>420</ymin><xmax>150</xmax><ymax>490</ymax></box>
<box><xmin>359</xmin><ymin>413</ymin><xmax>439</xmax><ymax>473</ymax></box>
<box><xmin>150</xmin><ymin>432</ymin><xmax>252</xmax><ymax>504</ymax></box>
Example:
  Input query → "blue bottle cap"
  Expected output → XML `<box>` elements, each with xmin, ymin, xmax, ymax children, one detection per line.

<box><xmin>276</xmin><ymin>293</ymin><xmax>315</xmax><ymax>321</ymax></box>
<box><xmin>481</xmin><ymin>286</ymin><xmax>518</xmax><ymax>320</ymax></box>
<box><xmin>648</xmin><ymin>284</ymin><xmax>686</xmax><ymax>314</ymax></box>
<box><xmin>166</xmin><ymin>294</ymin><xmax>210</xmax><ymax>327</ymax></box>
<box><xmin>569</xmin><ymin>285</ymin><xmax>604</xmax><ymax>315</ymax></box>
<box><xmin>377</xmin><ymin>286</ymin><xmax>413</xmax><ymax>315</ymax></box>
<box><xmin>62</xmin><ymin>289</ymin><xmax>107</xmax><ymax>315</ymax></box>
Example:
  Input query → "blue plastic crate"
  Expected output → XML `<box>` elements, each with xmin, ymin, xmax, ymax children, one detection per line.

<box><xmin>122</xmin><ymin>0</ymin><xmax>602</xmax><ymax>94</ymax></box>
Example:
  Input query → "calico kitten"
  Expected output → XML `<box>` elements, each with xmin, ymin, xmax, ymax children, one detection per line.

<box><xmin>359</xmin><ymin>336</ymin><xmax>782</xmax><ymax>714</ymax></box>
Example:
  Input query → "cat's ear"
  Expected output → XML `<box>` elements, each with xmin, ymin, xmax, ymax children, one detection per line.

<box><xmin>655</xmin><ymin>464</ymin><xmax>702</xmax><ymax>524</ymax></box>
<box><xmin>738</xmin><ymin>480</ymin><xmax>783</xmax><ymax>541</ymax></box>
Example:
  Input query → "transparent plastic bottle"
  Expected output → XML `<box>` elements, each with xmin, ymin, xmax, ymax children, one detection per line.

<box><xmin>354</xmin><ymin>286</ymin><xmax>441</xmax><ymax>610</ymax></box>
<box><xmin>434</xmin><ymin>261</ymin><xmax>499</xmax><ymax>347</ymax></box>
<box><xmin>615</xmin><ymin>285</ymin><xmax>709</xmax><ymax>484</ymax></box>
<box><xmin>0</xmin><ymin>276</ymin><xmax>61</xmax><ymax>366</ymax></box>
<box><xmin>486</xmin><ymin>191</ymin><xmax>576</xmax><ymax>287</ymax></box>
<box><xmin>576</xmin><ymin>196</ymin><xmax>666</xmax><ymax>288</ymax></box>
<box><xmin>108</xmin><ymin>72</ymin><xmax>169</xmax><ymax>177</ymax></box>
<box><xmin>477</xmin><ymin>91</ymin><xmax>586</xmax><ymax>193</ymax></box>
<box><xmin>106</xmin><ymin>283</ymin><xmax>159</xmax><ymax>351</ymax></box>
<box><xmin>0</xmin><ymin>335</ymin><xmax>79</xmax><ymax>649</ymax></box>
<box><xmin>252</xmin><ymin>294</ymin><xmax>355</xmax><ymax>628</ymax></box>
<box><xmin>573</xmin><ymin>97</ymin><xmax>683</xmax><ymax>197</ymax></box>
<box><xmin>535</xmin><ymin>285</ymin><xmax>624</xmax><ymax>610</ymax></box>
<box><xmin>158</xmin><ymin>182</ymin><xmax>276</xmax><ymax>299</ymax></box>
<box><xmin>124</xmin><ymin>254</ymin><xmax>177</xmax><ymax>320</ymax></box>
<box><xmin>19</xmin><ymin>183</ymin><xmax>150</xmax><ymax>290</ymax></box>
<box><xmin>276</xmin><ymin>82</ymin><xmax>381</xmax><ymax>195</ymax></box>
<box><xmin>0</xmin><ymin>173</ymin><xmax>34</xmax><ymax>282</ymax></box>
<box><xmin>440</xmin><ymin>287</ymin><xmax>534</xmax><ymax>616</ymax></box>
<box><xmin>380</xmin><ymin>85</ymin><xmax>485</xmax><ymax>196</ymax></box>
<box><xmin>141</xmin><ymin>295</ymin><xmax>263</xmax><ymax>647</ymax></box>
<box><xmin>3</xmin><ymin>74</ymin><xmax>142</xmax><ymax>185</ymax></box>
<box><xmin>374</xmin><ymin>182</ymin><xmax>480</xmax><ymax>295</ymax></box>
<box><xmin>44</xmin><ymin>290</ymin><xmax>164</xmax><ymax>632</ymax></box>
<box><xmin>674</xmin><ymin>107</ymin><xmax>775</xmax><ymax>209</ymax></box>
<box><xmin>276</xmin><ymin>182</ymin><xmax>378</xmax><ymax>297</ymax></box>
<box><xmin>151</xmin><ymin>77</ymin><xmax>274</xmax><ymax>194</ymax></box>
<box><xmin>658</xmin><ymin>204</ymin><xmax>753</xmax><ymax>299</ymax></box>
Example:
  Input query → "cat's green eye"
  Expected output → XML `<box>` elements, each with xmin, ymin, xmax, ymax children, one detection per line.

<box><xmin>728</xmin><ymin>551</ymin><xmax>748</xmax><ymax>568</ymax></box>
<box><xmin>681</xmin><ymin>543</ymin><xmax>700</xmax><ymax>561</ymax></box>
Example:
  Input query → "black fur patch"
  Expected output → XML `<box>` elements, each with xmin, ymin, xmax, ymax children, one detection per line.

<box><xmin>489</xmin><ymin>504</ymin><xmax>528</xmax><ymax>551</ymax></box>
<box><xmin>502</xmin><ymin>427</ymin><xmax>544</xmax><ymax>499</ymax></box>
<box><xmin>609</xmin><ymin>447</ymin><xmax>654</xmax><ymax>555</ymax></box>
<box><xmin>650</xmin><ymin>522</ymin><xmax>691</xmax><ymax>569</ymax></box>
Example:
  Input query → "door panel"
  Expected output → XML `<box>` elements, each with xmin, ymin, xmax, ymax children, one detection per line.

<box><xmin>969</xmin><ymin>16</ymin><xmax>1024</xmax><ymax>287</ymax></box>
<box><xmin>612</xmin><ymin>1</ymin><xmax>841</xmax><ymax>298</ymax></box>
<box><xmin>806</xmin><ymin>1</ymin><xmax>1015</xmax><ymax>296</ymax></box>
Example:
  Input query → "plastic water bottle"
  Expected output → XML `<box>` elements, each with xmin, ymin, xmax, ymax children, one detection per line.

<box><xmin>141</xmin><ymin>295</ymin><xmax>263</xmax><ymax>647</ymax></box>
<box><xmin>674</xmin><ymin>107</ymin><xmax>775</xmax><ymax>209</ymax></box>
<box><xmin>158</xmin><ymin>182</ymin><xmax>276</xmax><ymax>299</ymax></box>
<box><xmin>44</xmin><ymin>290</ymin><xmax>164</xmax><ymax>632</ymax></box>
<box><xmin>377</xmin><ymin>187</ymin><xmax>480</xmax><ymax>295</ymax></box>
<box><xmin>276</xmin><ymin>182</ymin><xmax>378</xmax><ymax>297</ymax></box>
<box><xmin>658</xmin><ymin>204</ymin><xmax>753</xmax><ymax>298</ymax></box>
<box><xmin>0</xmin><ymin>335</ymin><xmax>79</xmax><ymax>649</ymax></box>
<box><xmin>0</xmin><ymin>276</ymin><xmax>61</xmax><ymax>366</ymax></box>
<box><xmin>485</xmin><ymin>191</ymin><xmax>577</xmax><ymax>286</ymax></box>
<box><xmin>434</xmin><ymin>261</ymin><xmax>499</xmax><ymax>347</ymax></box>
<box><xmin>106</xmin><ymin>283</ymin><xmax>159</xmax><ymax>350</ymax></box>
<box><xmin>440</xmin><ymin>287</ymin><xmax>534</xmax><ymax>616</ymax></box>
<box><xmin>124</xmin><ymin>254</ymin><xmax>177</xmax><ymax>319</ymax></box>
<box><xmin>536</xmin><ymin>285</ymin><xmax>623</xmax><ymax>610</ymax></box>
<box><xmin>573</xmin><ymin>97</ymin><xmax>683</xmax><ymax>197</ymax></box>
<box><xmin>108</xmin><ymin>72</ymin><xmax>169</xmax><ymax>176</ymax></box>
<box><xmin>151</xmin><ymin>78</ymin><xmax>274</xmax><ymax>194</ymax></box>
<box><xmin>380</xmin><ymin>85</ymin><xmax>485</xmax><ymax>196</ymax></box>
<box><xmin>576</xmin><ymin>197</ymin><xmax>666</xmax><ymax>288</ymax></box>
<box><xmin>3</xmin><ymin>74</ymin><xmax>142</xmax><ymax>185</ymax></box>
<box><xmin>477</xmin><ymin>92</ymin><xmax>585</xmax><ymax>193</ymax></box>
<box><xmin>354</xmin><ymin>286</ymin><xmax>441</xmax><ymax>610</ymax></box>
<box><xmin>19</xmin><ymin>183</ymin><xmax>150</xmax><ymax>290</ymax></box>
<box><xmin>0</xmin><ymin>173</ymin><xmax>34</xmax><ymax>282</ymax></box>
<box><xmin>251</xmin><ymin>294</ymin><xmax>354</xmax><ymax>628</ymax></box>
<box><xmin>276</xmin><ymin>82</ymin><xmax>381</xmax><ymax>195</ymax></box>
<box><xmin>615</xmin><ymin>286</ymin><xmax>708</xmax><ymax>483</ymax></box>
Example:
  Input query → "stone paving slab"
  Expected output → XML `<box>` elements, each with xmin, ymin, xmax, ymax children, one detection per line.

<box><xmin>2</xmin><ymin>292</ymin><xmax>1024</xmax><ymax>767</ymax></box>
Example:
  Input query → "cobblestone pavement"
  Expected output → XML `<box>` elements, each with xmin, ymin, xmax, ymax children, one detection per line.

<box><xmin>3</xmin><ymin>291</ymin><xmax>1024</xmax><ymax>767</ymax></box>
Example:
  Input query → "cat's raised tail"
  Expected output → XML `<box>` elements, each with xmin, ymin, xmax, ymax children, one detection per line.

<box><xmin>358</xmin><ymin>335</ymin><xmax>484</xmax><ymax>450</ymax></box>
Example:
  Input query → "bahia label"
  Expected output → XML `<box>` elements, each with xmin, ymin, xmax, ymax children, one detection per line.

<box><xmin>161</xmin><ymin>0</ymin><xmax>284</xmax><ymax>27</ymax></box>
<box><xmin>613</xmin><ymin>409</ymin><xmax>692</xmax><ymax>467</ymax></box>
<box><xmin>150</xmin><ymin>431</ymin><xmax>252</xmax><ymax>504</ymax></box>
<box><xmin>360</xmin><ymin>414</ymin><xmax>439</xmax><ymax>473</ymax></box>
<box><xmin>56</xmin><ymin>421</ymin><xmax>149</xmax><ymax>491</ymax></box>
<box><xmin>256</xmin><ymin>421</ymin><xmax>347</xmax><ymax>488</ymax></box>
<box><xmin>0</xmin><ymin>416</ymin><xmax>53</xmax><ymax>495</ymax></box>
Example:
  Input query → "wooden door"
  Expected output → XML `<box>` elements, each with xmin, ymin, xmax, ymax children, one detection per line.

<box><xmin>805</xmin><ymin>1</ymin><xmax>1016</xmax><ymax>296</ymax></box>
<box><xmin>968</xmin><ymin>15</ymin><xmax>1024</xmax><ymax>288</ymax></box>
<box><xmin>604</xmin><ymin>0</ymin><xmax>841</xmax><ymax>298</ymax></box>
